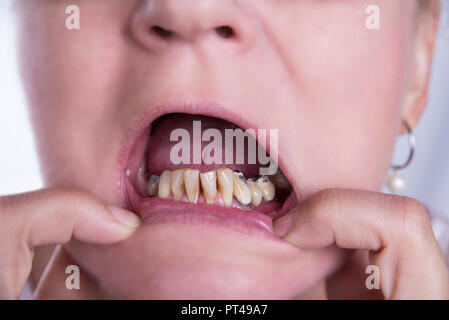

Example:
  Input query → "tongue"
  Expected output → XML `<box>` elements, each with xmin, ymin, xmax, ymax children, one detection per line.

<box><xmin>147</xmin><ymin>114</ymin><xmax>267</xmax><ymax>177</ymax></box>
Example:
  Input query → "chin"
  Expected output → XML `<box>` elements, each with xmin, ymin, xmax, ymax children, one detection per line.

<box><xmin>66</xmin><ymin>220</ymin><xmax>342</xmax><ymax>299</ymax></box>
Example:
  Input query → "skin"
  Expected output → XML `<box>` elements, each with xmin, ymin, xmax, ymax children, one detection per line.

<box><xmin>0</xmin><ymin>0</ymin><xmax>446</xmax><ymax>299</ymax></box>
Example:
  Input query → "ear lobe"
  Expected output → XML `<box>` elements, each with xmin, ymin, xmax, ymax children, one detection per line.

<box><xmin>401</xmin><ymin>1</ymin><xmax>440</xmax><ymax>134</ymax></box>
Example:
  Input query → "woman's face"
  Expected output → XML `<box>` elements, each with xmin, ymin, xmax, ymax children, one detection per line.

<box><xmin>17</xmin><ymin>0</ymin><xmax>437</xmax><ymax>298</ymax></box>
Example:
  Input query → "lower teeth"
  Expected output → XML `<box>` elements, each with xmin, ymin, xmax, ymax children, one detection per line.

<box><xmin>144</xmin><ymin>167</ymin><xmax>284</xmax><ymax>207</ymax></box>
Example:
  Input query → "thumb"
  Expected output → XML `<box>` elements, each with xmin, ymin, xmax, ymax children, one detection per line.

<box><xmin>1</xmin><ymin>187</ymin><xmax>141</xmax><ymax>247</ymax></box>
<box><xmin>0</xmin><ymin>187</ymin><xmax>140</xmax><ymax>299</ymax></box>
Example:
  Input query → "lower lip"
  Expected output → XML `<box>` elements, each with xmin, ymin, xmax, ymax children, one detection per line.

<box><xmin>124</xmin><ymin>176</ymin><xmax>276</xmax><ymax>237</ymax></box>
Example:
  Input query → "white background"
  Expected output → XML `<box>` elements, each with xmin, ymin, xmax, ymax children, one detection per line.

<box><xmin>1</xmin><ymin>1</ymin><xmax>449</xmax><ymax>217</ymax></box>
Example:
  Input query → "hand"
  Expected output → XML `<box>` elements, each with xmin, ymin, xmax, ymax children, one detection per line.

<box><xmin>274</xmin><ymin>188</ymin><xmax>449</xmax><ymax>299</ymax></box>
<box><xmin>0</xmin><ymin>187</ymin><xmax>141</xmax><ymax>299</ymax></box>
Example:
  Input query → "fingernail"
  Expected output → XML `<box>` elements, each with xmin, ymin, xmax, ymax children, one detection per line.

<box><xmin>274</xmin><ymin>213</ymin><xmax>293</xmax><ymax>238</ymax></box>
<box><xmin>108</xmin><ymin>206</ymin><xmax>141</xmax><ymax>228</ymax></box>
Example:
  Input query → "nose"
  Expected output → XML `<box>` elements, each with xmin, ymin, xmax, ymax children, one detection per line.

<box><xmin>130</xmin><ymin>0</ymin><xmax>255</xmax><ymax>51</ymax></box>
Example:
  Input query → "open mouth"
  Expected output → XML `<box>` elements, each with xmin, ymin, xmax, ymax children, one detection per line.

<box><xmin>123</xmin><ymin>112</ymin><xmax>298</xmax><ymax>234</ymax></box>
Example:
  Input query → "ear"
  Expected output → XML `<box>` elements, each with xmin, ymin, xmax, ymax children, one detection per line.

<box><xmin>401</xmin><ymin>0</ymin><xmax>441</xmax><ymax>133</ymax></box>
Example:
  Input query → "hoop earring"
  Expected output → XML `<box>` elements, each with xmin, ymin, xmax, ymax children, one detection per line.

<box><xmin>387</xmin><ymin>120</ymin><xmax>415</xmax><ymax>194</ymax></box>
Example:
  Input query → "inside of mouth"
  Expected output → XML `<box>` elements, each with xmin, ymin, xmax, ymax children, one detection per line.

<box><xmin>127</xmin><ymin>113</ymin><xmax>295</xmax><ymax>219</ymax></box>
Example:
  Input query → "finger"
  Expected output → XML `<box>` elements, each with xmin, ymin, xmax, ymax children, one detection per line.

<box><xmin>1</xmin><ymin>187</ymin><xmax>141</xmax><ymax>247</ymax></box>
<box><xmin>0</xmin><ymin>187</ymin><xmax>140</xmax><ymax>299</ymax></box>
<box><xmin>274</xmin><ymin>189</ymin><xmax>433</xmax><ymax>249</ymax></box>
<box><xmin>273</xmin><ymin>189</ymin><xmax>449</xmax><ymax>299</ymax></box>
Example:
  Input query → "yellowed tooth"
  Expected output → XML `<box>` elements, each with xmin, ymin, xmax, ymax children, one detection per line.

<box><xmin>256</xmin><ymin>176</ymin><xmax>275</xmax><ymax>201</ymax></box>
<box><xmin>217</xmin><ymin>168</ymin><xmax>233</xmax><ymax>207</ymax></box>
<box><xmin>248</xmin><ymin>180</ymin><xmax>262</xmax><ymax>206</ymax></box>
<box><xmin>233</xmin><ymin>171</ymin><xmax>252</xmax><ymax>205</ymax></box>
<box><xmin>158</xmin><ymin>170</ymin><xmax>172</xmax><ymax>199</ymax></box>
<box><xmin>147</xmin><ymin>175</ymin><xmax>159</xmax><ymax>197</ymax></box>
<box><xmin>171</xmin><ymin>169</ymin><xmax>185</xmax><ymax>201</ymax></box>
<box><xmin>200</xmin><ymin>170</ymin><xmax>217</xmax><ymax>205</ymax></box>
<box><xmin>184</xmin><ymin>169</ymin><xmax>200</xmax><ymax>203</ymax></box>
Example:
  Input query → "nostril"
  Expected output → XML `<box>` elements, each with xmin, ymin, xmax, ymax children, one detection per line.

<box><xmin>214</xmin><ymin>26</ymin><xmax>235</xmax><ymax>39</ymax></box>
<box><xmin>150</xmin><ymin>25</ymin><xmax>174</xmax><ymax>39</ymax></box>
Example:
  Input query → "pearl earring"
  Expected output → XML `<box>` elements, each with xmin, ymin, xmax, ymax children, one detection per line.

<box><xmin>387</xmin><ymin>120</ymin><xmax>415</xmax><ymax>195</ymax></box>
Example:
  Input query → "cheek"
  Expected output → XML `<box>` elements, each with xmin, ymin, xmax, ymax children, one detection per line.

<box><xmin>259</xmin><ymin>0</ymin><xmax>416</xmax><ymax>194</ymax></box>
<box><xmin>18</xmin><ymin>1</ymin><xmax>137</xmax><ymax>203</ymax></box>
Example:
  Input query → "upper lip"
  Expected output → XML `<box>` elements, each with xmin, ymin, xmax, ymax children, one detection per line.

<box><xmin>118</xmin><ymin>101</ymin><xmax>298</xmax><ymax>211</ymax></box>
